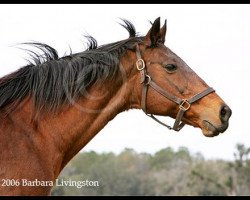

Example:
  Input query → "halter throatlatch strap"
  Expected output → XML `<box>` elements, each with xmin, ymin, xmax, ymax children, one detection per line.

<box><xmin>135</xmin><ymin>44</ymin><xmax>215</xmax><ymax>132</ymax></box>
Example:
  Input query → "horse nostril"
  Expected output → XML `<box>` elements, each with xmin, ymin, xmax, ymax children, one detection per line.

<box><xmin>220</xmin><ymin>107</ymin><xmax>227</xmax><ymax>117</ymax></box>
<box><xmin>220</xmin><ymin>105</ymin><xmax>232</xmax><ymax>122</ymax></box>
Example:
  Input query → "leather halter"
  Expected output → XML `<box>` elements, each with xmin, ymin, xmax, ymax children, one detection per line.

<box><xmin>135</xmin><ymin>44</ymin><xmax>215</xmax><ymax>131</ymax></box>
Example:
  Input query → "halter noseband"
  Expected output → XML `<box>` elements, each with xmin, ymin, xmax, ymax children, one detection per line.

<box><xmin>135</xmin><ymin>44</ymin><xmax>215</xmax><ymax>131</ymax></box>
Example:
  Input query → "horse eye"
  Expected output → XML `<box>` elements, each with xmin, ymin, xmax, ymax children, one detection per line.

<box><xmin>164</xmin><ymin>64</ymin><xmax>177</xmax><ymax>72</ymax></box>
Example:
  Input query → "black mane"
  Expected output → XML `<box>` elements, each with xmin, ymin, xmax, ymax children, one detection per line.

<box><xmin>0</xmin><ymin>19</ymin><xmax>143</xmax><ymax>114</ymax></box>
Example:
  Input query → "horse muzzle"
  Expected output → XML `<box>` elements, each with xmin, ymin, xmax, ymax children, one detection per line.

<box><xmin>201</xmin><ymin>104</ymin><xmax>232</xmax><ymax>137</ymax></box>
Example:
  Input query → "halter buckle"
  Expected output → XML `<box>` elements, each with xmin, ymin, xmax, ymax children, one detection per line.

<box><xmin>179</xmin><ymin>99</ymin><xmax>191</xmax><ymax>111</ymax></box>
<box><xmin>136</xmin><ymin>59</ymin><xmax>145</xmax><ymax>71</ymax></box>
<box><xmin>144</xmin><ymin>75</ymin><xmax>151</xmax><ymax>85</ymax></box>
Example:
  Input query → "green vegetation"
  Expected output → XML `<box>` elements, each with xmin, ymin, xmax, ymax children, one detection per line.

<box><xmin>52</xmin><ymin>144</ymin><xmax>250</xmax><ymax>196</ymax></box>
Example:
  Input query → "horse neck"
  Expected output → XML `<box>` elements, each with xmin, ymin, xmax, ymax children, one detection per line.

<box><xmin>10</xmin><ymin>50</ymin><xmax>140</xmax><ymax>179</ymax></box>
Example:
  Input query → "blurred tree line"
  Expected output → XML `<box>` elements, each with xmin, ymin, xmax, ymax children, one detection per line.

<box><xmin>52</xmin><ymin>143</ymin><xmax>250</xmax><ymax>196</ymax></box>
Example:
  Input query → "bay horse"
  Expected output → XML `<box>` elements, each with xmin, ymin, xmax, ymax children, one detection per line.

<box><xmin>0</xmin><ymin>17</ymin><xmax>231</xmax><ymax>195</ymax></box>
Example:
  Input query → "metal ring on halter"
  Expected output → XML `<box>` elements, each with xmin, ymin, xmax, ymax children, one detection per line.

<box><xmin>136</xmin><ymin>59</ymin><xmax>145</xmax><ymax>71</ymax></box>
<box><xmin>179</xmin><ymin>99</ymin><xmax>191</xmax><ymax>111</ymax></box>
<box><xmin>144</xmin><ymin>75</ymin><xmax>151</xmax><ymax>85</ymax></box>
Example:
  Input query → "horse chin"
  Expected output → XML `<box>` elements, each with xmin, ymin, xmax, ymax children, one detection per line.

<box><xmin>201</xmin><ymin>120</ymin><xmax>221</xmax><ymax>137</ymax></box>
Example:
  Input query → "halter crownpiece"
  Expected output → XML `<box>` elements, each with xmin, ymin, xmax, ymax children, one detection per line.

<box><xmin>135</xmin><ymin>44</ymin><xmax>215</xmax><ymax>131</ymax></box>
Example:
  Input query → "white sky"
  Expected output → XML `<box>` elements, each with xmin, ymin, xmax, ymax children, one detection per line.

<box><xmin>0</xmin><ymin>4</ymin><xmax>249</xmax><ymax>160</ymax></box>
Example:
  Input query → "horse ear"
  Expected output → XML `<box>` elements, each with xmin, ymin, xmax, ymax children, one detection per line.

<box><xmin>159</xmin><ymin>19</ymin><xmax>167</xmax><ymax>44</ymax></box>
<box><xmin>144</xmin><ymin>17</ymin><xmax>161</xmax><ymax>47</ymax></box>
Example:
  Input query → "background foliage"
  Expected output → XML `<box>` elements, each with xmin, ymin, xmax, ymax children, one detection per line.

<box><xmin>52</xmin><ymin>144</ymin><xmax>250</xmax><ymax>196</ymax></box>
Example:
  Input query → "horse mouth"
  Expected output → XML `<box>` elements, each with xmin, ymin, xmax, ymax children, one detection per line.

<box><xmin>201</xmin><ymin>120</ymin><xmax>228</xmax><ymax>137</ymax></box>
